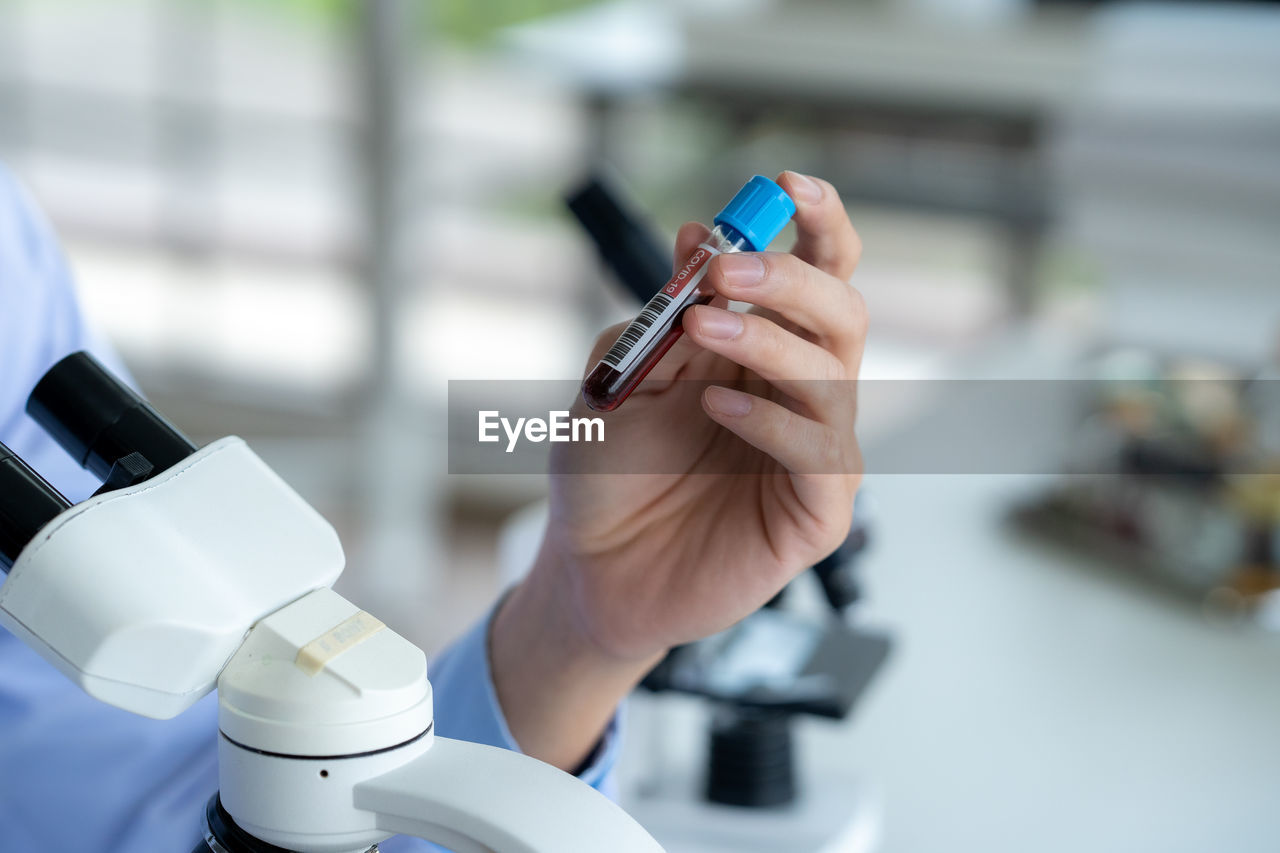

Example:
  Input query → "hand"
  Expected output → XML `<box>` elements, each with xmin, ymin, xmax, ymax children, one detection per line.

<box><xmin>490</xmin><ymin>171</ymin><xmax>866</xmax><ymax>770</ymax></box>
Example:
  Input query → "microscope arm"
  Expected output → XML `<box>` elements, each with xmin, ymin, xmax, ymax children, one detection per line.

<box><xmin>356</xmin><ymin>736</ymin><xmax>662</xmax><ymax>853</ymax></box>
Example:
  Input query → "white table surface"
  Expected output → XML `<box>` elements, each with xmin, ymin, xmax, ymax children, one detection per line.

<box><xmin>786</xmin><ymin>472</ymin><xmax>1280</xmax><ymax>853</ymax></box>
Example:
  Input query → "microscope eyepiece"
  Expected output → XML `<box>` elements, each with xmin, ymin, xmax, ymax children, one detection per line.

<box><xmin>26</xmin><ymin>352</ymin><xmax>197</xmax><ymax>487</ymax></box>
<box><xmin>565</xmin><ymin>173</ymin><xmax>672</xmax><ymax>304</ymax></box>
<box><xmin>0</xmin><ymin>442</ymin><xmax>73</xmax><ymax>573</ymax></box>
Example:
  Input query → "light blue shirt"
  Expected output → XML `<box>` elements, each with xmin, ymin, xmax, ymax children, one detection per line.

<box><xmin>0</xmin><ymin>165</ymin><xmax>619</xmax><ymax>851</ymax></box>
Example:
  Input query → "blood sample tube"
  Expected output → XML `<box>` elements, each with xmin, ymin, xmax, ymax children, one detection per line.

<box><xmin>582</xmin><ymin>175</ymin><xmax>796</xmax><ymax>412</ymax></box>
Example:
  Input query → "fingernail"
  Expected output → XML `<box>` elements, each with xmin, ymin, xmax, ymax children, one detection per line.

<box><xmin>705</xmin><ymin>386</ymin><xmax>752</xmax><ymax>417</ymax></box>
<box><xmin>693</xmin><ymin>306</ymin><xmax>743</xmax><ymax>340</ymax></box>
<box><xmin>785</xmin><ymin>171</ymin><xmax>822</xmax><ymax>204</ymax></box>
<box><xmin>719</xmin><ymin>253</ymin><xmax>764</xmax><ymax>288</ymax></box>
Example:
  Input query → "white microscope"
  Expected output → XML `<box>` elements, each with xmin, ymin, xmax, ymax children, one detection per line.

<box><xmin>0</xmin><ymin>351</ymin><xmax>662</xmax><ymax>853</ymax></box>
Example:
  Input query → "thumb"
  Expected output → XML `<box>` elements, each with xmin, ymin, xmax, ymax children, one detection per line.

<box><xmin>673</xmin><ymin>221</ymin><xmax>711</xmax><ymax>271</ymax></box>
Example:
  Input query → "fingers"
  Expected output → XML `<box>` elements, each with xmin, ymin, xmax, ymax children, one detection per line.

<box><xmin>684</xmin><ymin>304</ymin><xmax>852</xmax><ymax>415</ymax></box>
<box><xmin>673</xmin><ymin>221</ymin><xmax>711</xmax><ymax>270</ymax></box>
<box><xmin>702</xmin><ymin>385</ymin><xmax>861</xmax><ymax>539</ymax></box>
<box><xmin>702</xmin><ymin>385</ymin><xmax>857</xmax><ymax>479</ymax></box>
<box><xmin>705</xmin><ymin>250</ymin><xmax>868</xmax><ymax>367</ymax></box>
<box><xmin>775</xmin><ymin>171</ymin><xmax>862</xmax><ymax>283</ymax></box>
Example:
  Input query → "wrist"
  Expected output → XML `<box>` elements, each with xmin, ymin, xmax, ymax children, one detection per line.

<box><xmin>487</xmin><ymin>548</ymin><xmax>660</xmax><ymax>771</ymax></box>
<box><xmin>494</xmin><ymin>553</ymin><xmax>661</xmax><ymax>691</ymax></box>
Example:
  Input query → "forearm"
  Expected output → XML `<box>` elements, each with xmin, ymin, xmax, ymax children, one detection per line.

<box><xmin>488</xmin><ymin>550</ymin><xmax>660</xmax><ymax>772</ymax></box>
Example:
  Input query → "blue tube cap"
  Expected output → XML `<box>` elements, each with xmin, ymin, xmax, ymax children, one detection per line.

<box><xmin>713</xmin><ymin>175</ymin><xmax>797</xmax><ymax>252</ymax></box>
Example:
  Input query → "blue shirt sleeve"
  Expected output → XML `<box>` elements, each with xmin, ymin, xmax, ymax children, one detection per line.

<box><xmin>361</xmin><ymin>605</ymin><xmax>625</xmax><ymax>853</ymax></box>
<box><xmin>0</xmin><ymin>164</ymin><xmax>622</xmax><ymax>852</ymax></box>
<box><xmin>425</xmin><ymin>600</ymin><xmax>624</xmax><ymax>794</ymax></box>
<box><xmin>0</xmin><ymin>165</ymin><xmax>127</xmax><ymax>505</ymax></box>
<box><xmin>0</xmin><ymin>163</ymin><xmax>222</xmax><ymax>850</ymax></box>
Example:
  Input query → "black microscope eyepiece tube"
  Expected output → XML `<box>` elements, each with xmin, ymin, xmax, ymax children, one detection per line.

<box><xmin>26</xmin><ymin>352</ymin><xmax>197</xmax><ymax>484</ymax></box>
<box><xmin>565</xmin><ymin>173</ymin><xmax>672</xmax><ymax>304</ymax></box>
<box><xmin>0</xmin><ymin>442</ymin><xmax>73</xmax><ymax>573</ymax></box>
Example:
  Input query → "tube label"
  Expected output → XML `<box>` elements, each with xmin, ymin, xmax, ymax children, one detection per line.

<box><xmin>599</xmin><ymin>242</ymin><xmax>721</xmax><ymax>374</ymax></box>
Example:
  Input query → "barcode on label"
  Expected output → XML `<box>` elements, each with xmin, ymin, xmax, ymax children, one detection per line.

<box><xmin>602</xmin><ymin>292</ymin><xmax>674</xmax><ymax>369</ymax></box>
